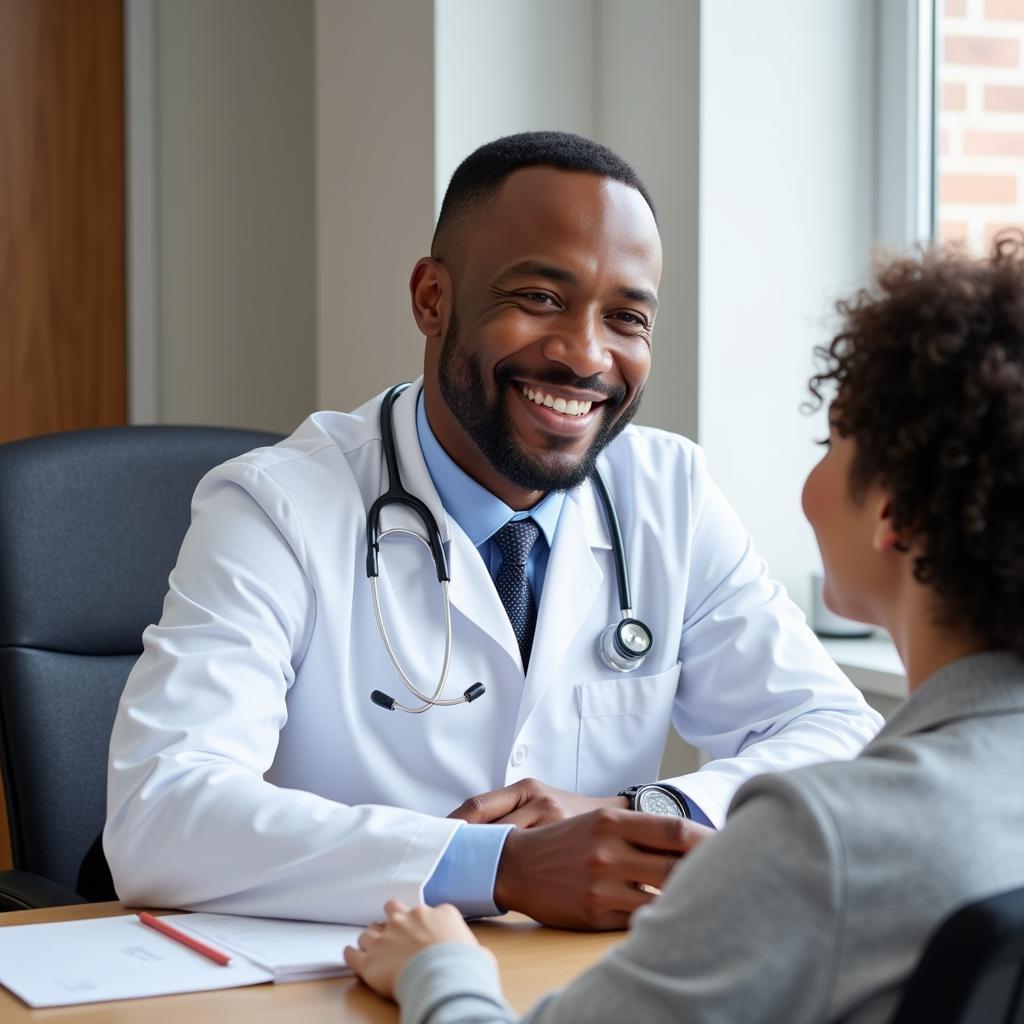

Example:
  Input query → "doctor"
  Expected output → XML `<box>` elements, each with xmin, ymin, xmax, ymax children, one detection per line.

<box><xmin>105</xmin><ymin>131</ymin><xmax>881</xmax><ymax>928</ymax></box>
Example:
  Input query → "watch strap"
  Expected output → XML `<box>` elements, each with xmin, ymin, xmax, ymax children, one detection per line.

<box><xmin>617</xmin><ymin>785</ymin><xmax>642</xmax><ymax>809</ymax></box>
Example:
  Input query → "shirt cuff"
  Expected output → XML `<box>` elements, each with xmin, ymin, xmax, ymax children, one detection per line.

<box><xmin>684</xmin><ymin>796</ymin><xmax>714</xmax><ymax>828</ymax></box>
<box><xmin>660</xmin><ymin>783</ymin><xmax>715</xmax><ymax>828</ymax></box>
<box><xmin>423</xmin><ymin>823</ymin><xmax>514</xmax><ymax>918</ymax></box>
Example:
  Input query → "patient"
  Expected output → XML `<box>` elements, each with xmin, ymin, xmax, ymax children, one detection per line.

<box><xmin>344</xmin><ymin>235</ymin><xmax>1024</xmax><ymax>1023</ymax></box>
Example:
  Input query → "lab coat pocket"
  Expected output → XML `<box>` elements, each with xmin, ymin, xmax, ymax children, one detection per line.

<box><xmin>575</xmin><ymin>662</ymin><xmax>681</xmax><ymax>796</ymax></box>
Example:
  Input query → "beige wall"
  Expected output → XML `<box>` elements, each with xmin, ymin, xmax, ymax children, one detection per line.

<box><xmin>315</xmin><ymin>0</ymin><xmax>435</xmax><ymax>413</ymax></box>
<box><xmin>153</xmin><ymin>0</ymin><xmax>316</xmax><ymax>434</ymax></box>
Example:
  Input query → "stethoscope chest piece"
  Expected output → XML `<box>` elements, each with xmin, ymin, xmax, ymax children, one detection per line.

<box><xmin>599</xmin><ymin>617</ymin><xmax>653</xmax><ymax>672</ymax></box>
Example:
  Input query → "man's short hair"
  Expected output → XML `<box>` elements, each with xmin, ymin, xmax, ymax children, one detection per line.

<box><xmin>432</xmin><ymin>131</ymin><xmax>656</xmax><ymax>264</ymax></box>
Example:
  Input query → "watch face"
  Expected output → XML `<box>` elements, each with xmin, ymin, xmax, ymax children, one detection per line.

<box><xmin>637</xmin><ymin>787</ymin><xmax>686</xmax><ymax>817</ymax></box>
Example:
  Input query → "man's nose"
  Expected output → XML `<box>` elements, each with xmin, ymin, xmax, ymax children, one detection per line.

<box><xmin>540</xmin><ymin>311</ymin><xmax>614</xmax><ymax>377</ymax></box>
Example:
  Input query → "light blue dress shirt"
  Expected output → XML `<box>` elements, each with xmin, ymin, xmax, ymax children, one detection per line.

<box><xmin>417</xmin><ymin>394</ymin><xmax>710</xmax><ymax>915</ymax></box>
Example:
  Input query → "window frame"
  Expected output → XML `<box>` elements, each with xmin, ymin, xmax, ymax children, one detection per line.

<box><xmin>875</xmin><ymin>0</ymin><xmax>937</xmax><ymax>249</ymax></box>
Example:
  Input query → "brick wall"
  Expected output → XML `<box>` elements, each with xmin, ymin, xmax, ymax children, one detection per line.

<box><xmin>939</xmin><ymin>0</ymin><xmax>1024</xmax><ymax>248</ymax></box>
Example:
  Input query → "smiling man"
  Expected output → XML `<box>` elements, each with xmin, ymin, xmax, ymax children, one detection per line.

<box><xmin>420</xmin><ymin>162</ymin><xmax>656</xmax><ymax>509</ymax></box>
<box><xmin>105</xmin><ymin>132</ymin><xmax>881</xmax><ymax>929</ymax></box>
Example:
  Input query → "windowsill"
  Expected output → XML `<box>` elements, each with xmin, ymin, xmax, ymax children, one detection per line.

<box><xmin>821</xmin><ymin>634</ymin><xmax>907</xmax><ymax>700</ymax></box>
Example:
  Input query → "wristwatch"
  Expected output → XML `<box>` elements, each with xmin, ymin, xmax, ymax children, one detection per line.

<box><xmin>618</xmin><ymin>784</ymin><xmax>691</xmax><ymax>819</ymax></box>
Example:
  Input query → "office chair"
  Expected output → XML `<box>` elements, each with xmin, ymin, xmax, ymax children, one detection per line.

<box><xmin>888</xmin><ymin>884</ymin><xmax>1024</xmax><ymax>1024</ymax></box>
<box><xmin>0</xmin><ymin>425</ymin><xmax>282</xmax><ymax>911</ymax></box>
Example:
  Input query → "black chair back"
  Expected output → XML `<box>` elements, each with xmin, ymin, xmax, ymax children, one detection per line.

<box><xmin>889</xmin><ymin>885</ymin><xmax>1024</xmax><ymax>1024</ymax></box>
<box><xmin>0</xmin><ymin>425</ymin><xmax>282</xmax><ymax>900</ymax></box>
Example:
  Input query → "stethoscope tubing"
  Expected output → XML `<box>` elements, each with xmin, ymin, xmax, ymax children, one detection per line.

<box><xmin>369</xmin><ymin>530</ymin><xmax>458</xmax><ymax>712</ymax></box>
<box><xmin>366</xmin><ymin>382</ymin><xmax>652</xmax><ymax>712</ymax></box>
<box><xmin>589</xmin><ymin>467</ymin><xmax>634</xmax><ymax>618</ymax></box>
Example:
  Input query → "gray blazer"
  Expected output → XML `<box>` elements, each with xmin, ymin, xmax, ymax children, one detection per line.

<box><xmin>396</xmin><ymin>651</ymin><xmax>1024</xmax><ymax>1024</ymax></box>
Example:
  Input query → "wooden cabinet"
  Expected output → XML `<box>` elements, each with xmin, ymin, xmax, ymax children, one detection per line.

<box><xmin>0</xmin><ymin>0</ymin><xmax>127</xmax><ymax>870</ymax></box>
<box><xmin>0</xmin><ymin>0</ymin><xmax>126</xmax><ymax>444</ymax></box>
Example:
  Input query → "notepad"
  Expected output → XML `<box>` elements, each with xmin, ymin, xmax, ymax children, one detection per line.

<box><xmin>170</xmin><ymin>912</ymin><xmax>363</xmax><ymax>982</ymax></box>
<box><xmin>0</xmin><ymin>912</ymin><xmax>363</xmax><ymax>1007</ymax></box>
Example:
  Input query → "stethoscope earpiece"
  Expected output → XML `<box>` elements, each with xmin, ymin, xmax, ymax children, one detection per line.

<box><xmin>366</xmin><ymin>384</ymin><xmax>656</xmax><ymax>714</ymax></box>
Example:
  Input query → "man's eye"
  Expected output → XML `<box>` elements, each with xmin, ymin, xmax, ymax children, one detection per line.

<box><xmin>611</xmin><ymin>311</ymin><xmax>648</xmax><ymax>328</ymax></box>
<box><xmin>523</xmin><ymin>292</ymin><xmax>556</xmax><ymax>306</ymax></box>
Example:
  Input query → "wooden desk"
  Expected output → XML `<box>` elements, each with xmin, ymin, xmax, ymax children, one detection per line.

<box><xmin>0</xmin><ymin>903</ymin><xmax>620</xmax><ymax>1022</ymax></box>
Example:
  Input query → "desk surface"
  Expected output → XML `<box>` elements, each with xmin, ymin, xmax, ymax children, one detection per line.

<box><xmin>0</xmin><ymin>903</ymin><xmax>620</xmax><ymax>1022</ymax></box>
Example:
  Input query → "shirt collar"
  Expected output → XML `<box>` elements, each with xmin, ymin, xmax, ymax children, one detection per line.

<box><xmin>416</xmin><ymin>391</ymin><xmax>564</xmax><ymax>549</ymax></box>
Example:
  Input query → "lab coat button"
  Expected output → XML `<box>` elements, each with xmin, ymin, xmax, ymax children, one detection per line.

<box><xmin>511</xmin><ymin>744</ymin><xmax>528</xmax><ymax>767</ymax></box>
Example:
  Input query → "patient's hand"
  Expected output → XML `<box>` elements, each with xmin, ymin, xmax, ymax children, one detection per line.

<box><xmin>345</xmin><ymin>900</ymin><xmax>487</xmax><ymax>999</ymax></box>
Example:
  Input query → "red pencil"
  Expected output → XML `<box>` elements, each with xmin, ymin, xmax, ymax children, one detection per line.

<box><xmin>137</xmin><ymin>912</ymin><xmax>233</xmax><ymax>966</ymax></box>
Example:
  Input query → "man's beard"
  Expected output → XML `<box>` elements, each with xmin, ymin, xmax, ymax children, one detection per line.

<box><xmin>437</xmin><ymin>312</ymin><xmax>644</xmax><ymax>493</ymax></box>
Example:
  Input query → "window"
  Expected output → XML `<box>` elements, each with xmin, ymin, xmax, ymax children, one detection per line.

<box><xmin>936</xmin><ymin>0</ymin><xmax>1024</xmax><ymax>248</ymax></box>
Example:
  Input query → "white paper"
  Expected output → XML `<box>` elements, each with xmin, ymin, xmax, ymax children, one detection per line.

<box><xmin>170</xmin><ymin>913</ymin><xmax>361</xmax><ymax>979</ymax></box>
<box><xmin>0</xmin><ymin>914</ymin><xmax>273</xmax><ymax>1008</ymax></box>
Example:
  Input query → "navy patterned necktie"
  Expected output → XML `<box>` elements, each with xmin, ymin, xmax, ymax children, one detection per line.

<box><xmin>493</xmin><ymin>518</ymin><xmax>541</xmax><ymax>670</ymax></box>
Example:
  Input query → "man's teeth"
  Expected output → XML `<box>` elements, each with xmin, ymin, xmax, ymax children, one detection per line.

<box><xmin>520</xmin><ymin>386</ymin><xmax>593</xmax><ymax>416</ymax></box>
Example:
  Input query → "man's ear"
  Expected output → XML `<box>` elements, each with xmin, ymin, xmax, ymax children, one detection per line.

<box><xmin>409</xmin><ymin>258</ymin><xmax>452</xmax><ymax>339</ymax></box>
<box><xmin>872</xmin><ymin>493</ymin><xmax>908</xmax><ymax>553</ymax></box>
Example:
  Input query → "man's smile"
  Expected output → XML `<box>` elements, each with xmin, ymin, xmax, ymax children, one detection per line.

<box><xmin>519</xmin><ymin>384</ymin><xmax>595</xmax><ymax>417</ymax></box>
<box><xmin>511</xmin><ymin>381</ymin><xmax>607</xmax><ymax>438</ymax></box>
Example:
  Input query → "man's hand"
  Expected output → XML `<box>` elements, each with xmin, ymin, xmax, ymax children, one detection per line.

<box><xmin>449</xmin><ymin>778</ymin><xmax>627</xmax><ymax>827</ymax></box>
<box><xmin>344</xmin><ymin>899</ymin><xmax>488</xmax><ymax>1000</ymax></box>
<box><xmin>493</xmin><ymin>807</ymin><xmax>713</xmax><ymax>931</ymax></box>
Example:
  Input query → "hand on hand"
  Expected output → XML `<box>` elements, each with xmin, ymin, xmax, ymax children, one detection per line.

<box><xmin>449</xmin><ymin>778</ymin><xmax>627</xmax><ymax>827</ymax></box>
<box><xmin>344</xmin><ymin>900</ymin><xmax>486</xmax><ymax>1000</ymax></box>
<box><xmin>494</xmin><ymin>807</ymin><xmax>712</xmax><ymax>931</ymax></box>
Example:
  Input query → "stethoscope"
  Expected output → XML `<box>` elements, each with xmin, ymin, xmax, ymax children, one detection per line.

<box><xmin>366</xmin><ymin>383</ymin><xmax>654</xmax><ymax>713</ymax></box>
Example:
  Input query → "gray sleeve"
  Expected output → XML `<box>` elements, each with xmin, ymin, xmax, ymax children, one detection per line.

<box><xmin>397</xmin><ymin>775</ymin><xmax>846</xmax><ymax>1024</ymax></box>
<box><xmin>396</xmin><ymin>944</ymin><xmax>517</xmax><ymax>1024</ymax></box>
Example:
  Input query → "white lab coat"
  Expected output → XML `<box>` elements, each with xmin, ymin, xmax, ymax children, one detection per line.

<box><xmin>105</xmin><ymin>381</ymin><xmax>881</xmax><ymax>924</ymax></box>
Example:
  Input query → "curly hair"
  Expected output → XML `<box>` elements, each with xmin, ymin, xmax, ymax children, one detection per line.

<box><xmin>807</xmin><ymin>231</ymin><xmax>1024</xmax><ymax>656</ymax></box>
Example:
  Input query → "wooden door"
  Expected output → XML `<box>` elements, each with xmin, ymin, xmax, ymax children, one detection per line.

<box><xmin>0</xmin><ymin>0</ymin><xmax>127</xmax><ymax>871</ymax></box>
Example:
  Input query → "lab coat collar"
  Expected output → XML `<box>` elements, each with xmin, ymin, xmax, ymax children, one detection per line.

<box><xmin>515</xmin><ymin>493</ymin><xmax>606</xmax><ymax>730</ymax></box>
<box><xmin>568</xmin><ymin>460</ymin><xmax>614</xmax><ymax>552</ymax></box>
<box><xmin>512</xmin><ymin>471</ymin><xmax>616</xmax><ymax>725</ymax></box>
<box><xmin>384</xmin><ymin>379</ymin><xmax>452</xmax><ymax>545</ymax></box>
<box><xmin>386</xmin><ymin>380</ymin><xmax>521</xmax><ymax>667</ymax></box>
